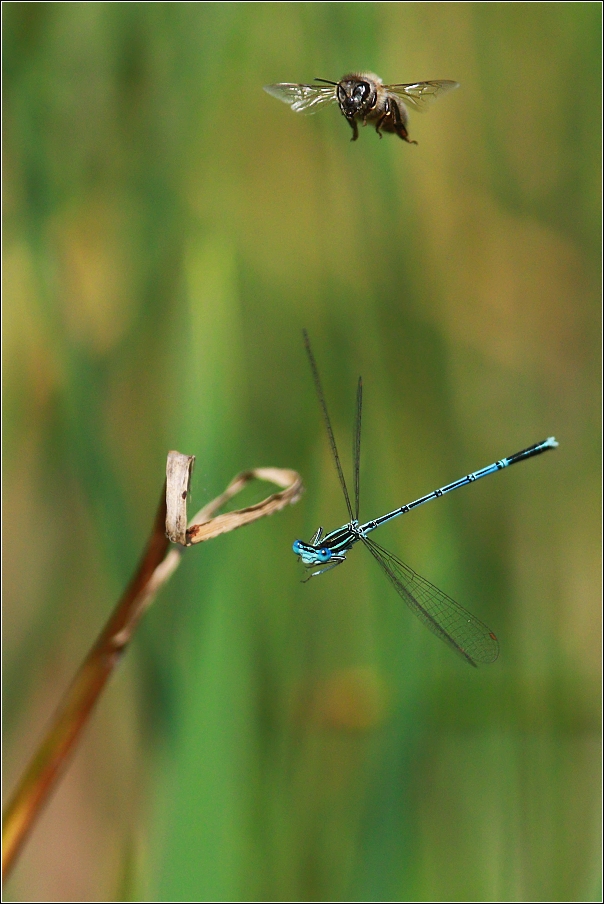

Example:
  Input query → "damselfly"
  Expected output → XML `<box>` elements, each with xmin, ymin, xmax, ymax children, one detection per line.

<box><xmin>293</xmin><ymin>331</ymin><xmax>558</xmax><ymax>667</ymax></box>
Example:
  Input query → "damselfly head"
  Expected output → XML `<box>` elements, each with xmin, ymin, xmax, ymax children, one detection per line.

<box><xmin>292</xmin><ymin>538</ymin><xmax>332</xmax><ymax>566</ymax></box>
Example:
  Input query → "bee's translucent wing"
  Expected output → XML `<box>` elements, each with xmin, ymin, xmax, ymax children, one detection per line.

<box><xmin>263</xmin><ymin>83</ymin><xmax>338</xmax><ymax>115</ymax></box>
<box><xmin>386</xmin><ymin>80</ymin><xmax>459</xmax><ymax>112</ymax></box>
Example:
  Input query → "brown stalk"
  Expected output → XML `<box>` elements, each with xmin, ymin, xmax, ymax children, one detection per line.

<box><xmin>2</xmin><ymin>457</ymin><xmax>303</xmax><ymax>880</ymax></box>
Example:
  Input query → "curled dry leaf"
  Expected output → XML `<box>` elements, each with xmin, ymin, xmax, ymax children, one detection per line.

<box><xmin>185</xmin><ymin>467</ymin><xmax>304</xmax><ymax>544</ymax></box>
<box><xmin>165</xmin><ymin>454</ymin><xmax>303</xmax><ymax>548</ymax></box>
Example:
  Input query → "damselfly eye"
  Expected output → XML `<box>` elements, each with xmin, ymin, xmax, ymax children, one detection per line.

<box><xmin>318</xmin><ymin>548</ymin><xmax>332</xmax><ymax>563</ymax></box>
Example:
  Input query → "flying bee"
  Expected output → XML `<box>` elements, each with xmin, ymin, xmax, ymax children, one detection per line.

<box><xmin>264</xmin><ymin>72</ymin><xmax>459</xmax><ymax>143</ymax></box>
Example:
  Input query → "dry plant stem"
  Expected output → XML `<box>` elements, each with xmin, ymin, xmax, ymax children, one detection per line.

<box><xmin>166</xmin><ymin>452</ymin><xmax>195</xmax><ymax>544</ymax></box>
<box><xmin>2</xmin><ymin>463</ymin><xmax>303</xmax><ymax>880</ymax></box>
<box><xmin>2</xmin><ymin>488</ymin><xmax>171</xmax><ymax>881</ymax></box>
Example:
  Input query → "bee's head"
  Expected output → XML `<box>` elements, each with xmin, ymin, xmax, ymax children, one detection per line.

<box><xmin>337</xmin><ymin>76</ymin><xmax>376</xmax><ymax>119</ymax></box>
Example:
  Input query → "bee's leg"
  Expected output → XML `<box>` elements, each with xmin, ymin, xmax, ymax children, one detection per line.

<box><xmin>375</xmin><ymin>116</ymin><xmax>387</xmax><ymax>138</ymax></box>
<box><xmin>375</xmin><ymin>98</ymin><xmax>389</xmax><ymax>138</ymax></box>
<box><xmin>391</xmin><ymin>100</ymin><xmax>417</xmax><ymax>145</ymax></box>
<box><xmin>347</xmin><ymin>117</ymin><xmax>359</xmax><ymax>141</ymax></box>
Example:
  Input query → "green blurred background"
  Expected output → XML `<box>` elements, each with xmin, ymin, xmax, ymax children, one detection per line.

<box><xmin>3</xmin><ymin>2</ymin><xmax>600</xmax><ymax>901</ymax></box>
